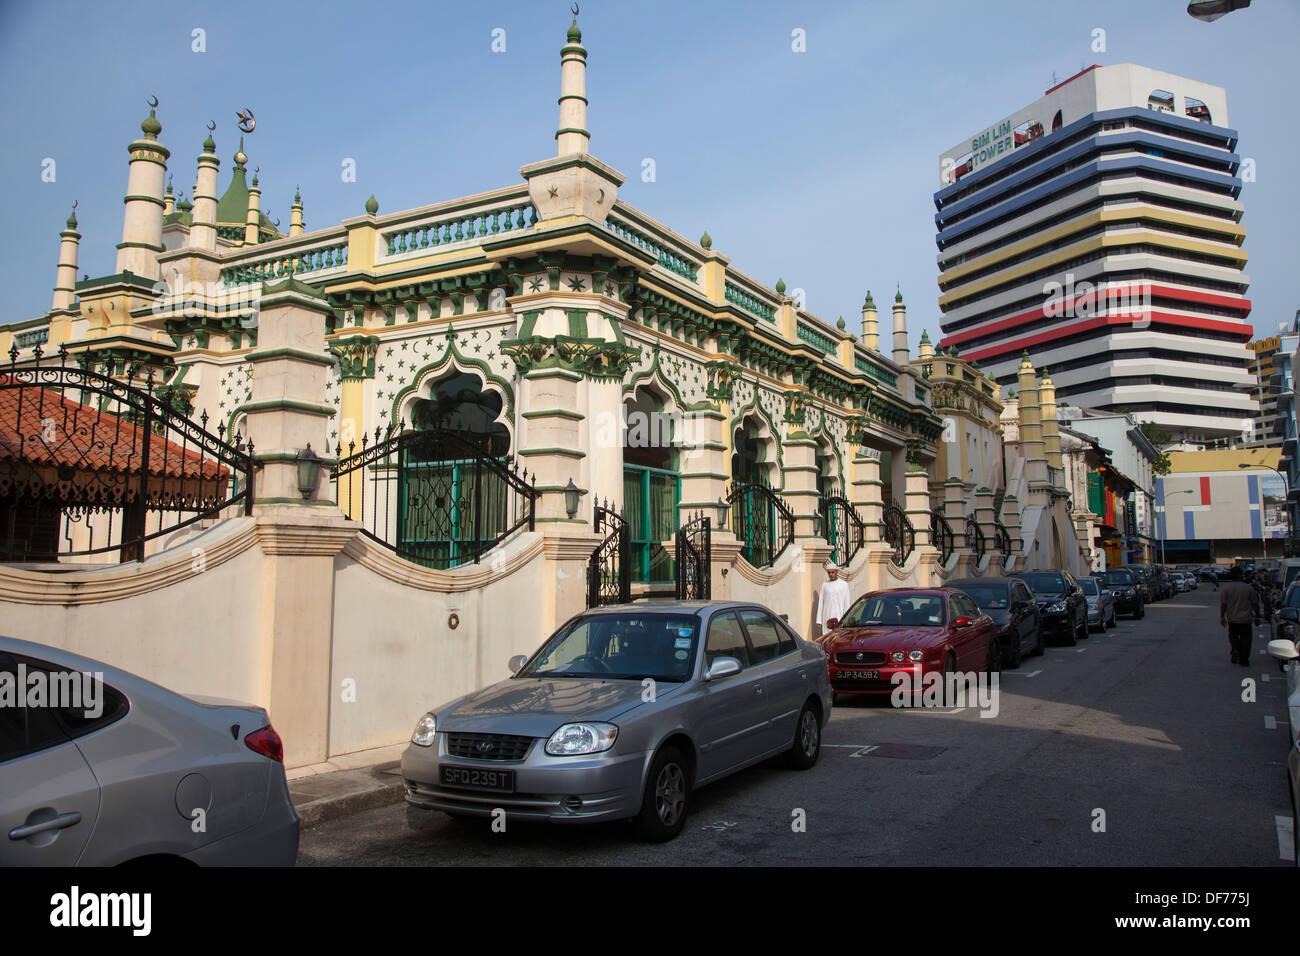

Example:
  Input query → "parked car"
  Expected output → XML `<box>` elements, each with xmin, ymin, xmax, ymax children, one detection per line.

<box><xmin>1097</xmin><ymin>567</ymin><xmax>1145</xmax><ymax>619</ymax></box>
<box><xmin>0</xmin><ymin>636</ymin><xmax>298</xmax><ymax>866</ymax></box>
<box><xmin>401</xmin><ymin>602</ymin><xmax>830</xmax><ymax>842</ymax></box>
<box><xmin>817</xmin><ymin>588</ymin><xmax>997</xmax><ymax>699</ymax></box>
<box><xmin>1172</xmin><ymin>572</ymin><xmax>1191</xmax><ymax>593</ymax></box>
<box><xmin>1152</xmin><ymin>566</ymin><xmax>1175</xmax><ymax>600</ymax></box>
<box><xmin>947</xmin><ymin>577</ymin><xmax>1043</xmax><ymax>668</ymax></box>
<box><xmin>1080</xmin><ymin>577</ymin><xmax>1117</xmax><ymax>631</ymax></box>
<box><xmin>1266</xmin><ymin>634</ymin><xmax>1300</xmax><ymax>866</ymax></box>
<box><xmin>1010</xmin><ymin>570</ymin><xmax>1089</xmax><ymax>645</ymax></box>
<box><xmin>1128</xmin><ymin>565</ymin><xmax>1156</xmax><ymax>603</ymax></box>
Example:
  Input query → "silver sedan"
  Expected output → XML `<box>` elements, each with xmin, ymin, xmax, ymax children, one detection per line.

<box><xmin>401</xmin><ymin>601</ymin><xmax>831</xmax><ymax>841</ymax></box>
<box><xmin>0</xmin><ymin>635</ymin><xmax>299</xmax><ymax>866</ymax></box>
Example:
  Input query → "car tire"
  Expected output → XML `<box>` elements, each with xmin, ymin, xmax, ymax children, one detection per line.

<box><xmin>786</xmin><ymin>702</ymin><xmax>822</xmax><ymax>770</ymax></box>
<box><xmin>940</xmin><ymin>654</ymin><xmax>958</xmax><ymax>704</ymax></box>
<box><xmin>1076</xmin><ymin>611</ymin><xmax>1089</xmax><ymax>640</ymax></box>
<box><xmin>633</xmin><ymin>746</ymin><xmax>690</xmax><ymax>842</ymax></box>
<box><xmin>1106</xmin><ymin>608</ymin><xmax>1116</xmax><ymax>629</ymax></box>
<box><xmin>1031</xmin><ymin>625</ymin><xmax>1046</xmax><ymax>656</ymax></box>
<box><xmin>1004</xmin><ymin>633</ymin><xmax>1023</xmax><ymax>669</ymax></box>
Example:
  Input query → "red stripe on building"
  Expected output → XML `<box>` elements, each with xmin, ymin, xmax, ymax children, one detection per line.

<box><xmin>1200</xmin><ymin>476</ymin><xmax>1211</xmax><ymax>505</ymax></box>
<box><xmin>958</xmin><ymin>311</ymin><xmax>1254</xmax><ymax>364</ymax></box>
<box><xmin>940</xmin><ymin>285</ymin><xmax>1252</xmax><ymax>349</ymax></box>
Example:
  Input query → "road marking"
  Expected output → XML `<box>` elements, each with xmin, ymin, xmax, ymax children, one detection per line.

<box><xmin>849</xmin><ymin>745</ymin><xmax>879</xmax><ymax>757</ymax></box>
<box><xmin>824</xmin><ymin>744</ymin><xmax>868</xmax><ymax>748</ymax></box>
<box><xmin>1005</xmin><ymin>669</ymin><xmax>1042</xmax><ymax>677</ymax></box>
<box><xmin>1076</xmin><ymin>648</ymin><xmax>1088</xmax><ymax>653</ymax></box>
<box><xmin>1278</xmin><ymin>815</ymin><xmax>1295</xmax><ymax>862</ymax></box>
<box><xmin>1265</xmin><ymin>715</ymin><xmax>1278</xmax><ymax>730</ymax></box>
<box><xmin>701</xmin><ymin>820</ymin><xmax>737</xmax><ymax>831</ymax></box>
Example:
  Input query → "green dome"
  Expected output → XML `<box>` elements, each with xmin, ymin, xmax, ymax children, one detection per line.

<box><xmin>863</xmin><ymin>291</ymin><xmax>875</xmax><ymax>311</ymax></box>
<box><xmin>894</xmin><ymin>288</ymin><xmax>904</xmax><ymax>305</ymax></box>
<box><xmin>214</xmin><ymin>162</ymin><xmax>278</xmax><ymax>238</ymax></box>
<box><xmin>567</xmin><ymin>18</ymin><xmax>582</xmax><ymax>43</ymax></box>
<box><xmin>203</xmin><ymin>132</ymin><xmax>216</xmax><ymax>153</ymax></box>
<box><xmin>141</xmin><ymin>109</ymin><xmax>161</xmax><ymax>139</ymax></box>
<box><xmin>65</xmin><ymin>206</ymin><xmax>78</xmax><ymax>230</ymax></box>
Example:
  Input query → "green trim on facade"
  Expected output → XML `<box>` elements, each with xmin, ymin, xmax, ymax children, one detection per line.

<box><xmin>521</xmin><ymin>408</ymin><xmax>585</xmax><ymax>421</ymax></box>
<box><xmin>239</xmin><ymin>398</ymin><xmax>336</xmax><ymax>417</ymax></box>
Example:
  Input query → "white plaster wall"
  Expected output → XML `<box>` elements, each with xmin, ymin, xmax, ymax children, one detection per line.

<box><xmin>326</xmin><ymin>537</ymin><xmax>551</xmax><ymax>757</ymax></box>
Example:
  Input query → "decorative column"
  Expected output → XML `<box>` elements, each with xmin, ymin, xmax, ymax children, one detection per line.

<box><xmin>115</xmin><ymin>105</ymin><xmax>169</xmax><ymax>280</ymax></box>
<box><xmin>189</xmin><ymin>131</ymin><xmax>220</xmax><ymax>252</ymax></box>
<box><xmin>861</xmin><ymin>291</ymin><xmax>878</xmax><ymax>351</ymax></box>
<box><xmin>943</xmin><ymin>477</ymin><xmax>968</xmax><ymax>549</ymax></box>
<box><xmin>243</xmin><ymin>276</ymin><xmax>354</xmax><ymax>768</ymax></box>
<box><xmin>326</xmin><ymin>334</ymin><xmax>378</xmax><ymax>520</ymax></box>
<box><xmin>556</xmin><ymin>17</ymin><xmax>590</xmax><ymax>156</ymax></box>
<box><xmin>781</xmin><ymin>393</ymin><xmax>821</xmax><ymax>541</ymax></box>
<box><xmin>975</xmin><ymin>485</ymin><xmax>997</xmax><ymax>565</ymax></box>
<box><xmin>289</xmin><ymin>187</ymin><xmax>305</xmax><ymax>237</ymax></box>
<box><xmin>244</xmin><ymin>171</ymin><xmax>262</xmax><ymax>245</ymax></box>
<box><xmin>891</xmin><ymin>289</ymin><xmax>909</xmax><ymax>366</ymax></box>
<box><xmin>47</xmin><ymin>206</ymin><xmax>81</xmax><ymax>349</ymax></box>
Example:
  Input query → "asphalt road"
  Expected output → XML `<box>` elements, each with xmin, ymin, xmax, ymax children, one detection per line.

<box><xmin>297</xmin><ymin>586</ymin><xmax>1295</xmax><ymax>866</ymax></box>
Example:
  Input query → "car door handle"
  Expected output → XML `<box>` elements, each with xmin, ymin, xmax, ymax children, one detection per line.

<box><xmin>9</xmin><ymin>811</ymin><xmax>82</xmax><ymax>841</ymax></box>
<box><xmin>753</xmin><ymin>684</ymin><xmax>765</xmax><ymax>695</ymax></box>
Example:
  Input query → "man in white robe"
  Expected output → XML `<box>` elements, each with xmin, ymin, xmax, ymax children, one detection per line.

<box><xmin>817</xmin><ymin>561</ymin><xmax>853</xmax><ymax>633</ymax></box>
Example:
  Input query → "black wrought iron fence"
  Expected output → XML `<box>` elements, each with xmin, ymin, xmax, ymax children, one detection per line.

<box><xmin>882</xmin><ymin>500</ymin><xmax>914</xmax><ymax>566</ymax></box>
<box><xmin>818</xmin><ymin>494</ymin><xmax>865</xmax><ymax>567</ymax></box>
<box><xmin>931</xmin><ymin>510</ymin><xmax>955</xmax><ymax>564</ymax></box>
<box><xmin>966</xmin><ymin>516</ymin><xmax>987</xmax><ymax>561</ymax></box>
<box><xmin>675</xmin><ymin>512</ymin><xmax>711</xmax><ymax>600</ymax></box>
<box><xmin>331</xmin><ymin>424</ymin><xmax>535</xmax><ymax>570</ymax></box>
<box><xmin>1</xmin><ymin>345</ymin><xmax>254</xmax><ymax>562</ymax></box>
<box><xmin>588</xmin><ymin>500</ymin><xmax>630</xmax><ymax>607</ymax></box>
<box><xmin>727</xmin><ymin>481</ymin><xmax>795</xmax><ymax>569</ymax></box>
<box><xmin>994</xmin><ymin>520</ymin><xmax>1012</xmax><ymax>559</ymax></box>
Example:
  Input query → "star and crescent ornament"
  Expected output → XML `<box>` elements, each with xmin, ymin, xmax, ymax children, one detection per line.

<box><xmin>236</xmin><ymin>108</ymin><xmax>256</xmax><ymax>133</ymax></box>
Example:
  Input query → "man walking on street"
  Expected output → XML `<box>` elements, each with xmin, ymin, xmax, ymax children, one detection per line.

<box><xmin>1220</xmin><ymin>565</ymin><xmax>1260</xmax><ymax>667</ymax></box>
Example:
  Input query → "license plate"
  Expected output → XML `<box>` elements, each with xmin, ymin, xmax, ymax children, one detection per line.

<box><xmin>439</xmin><ymin>765</ymin><xmax>515</xmax><ymax>793</ymax></box>
<box><xmin>839</xmin><ymin>669</ymin><xmax>880</xmax><ymax>680</ymax></box>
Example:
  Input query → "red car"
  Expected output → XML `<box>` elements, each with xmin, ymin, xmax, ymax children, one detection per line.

<box><xmin>817</xmin><ymin>588</ymin><xmax>998</xmax><ymax>700</ymax></box>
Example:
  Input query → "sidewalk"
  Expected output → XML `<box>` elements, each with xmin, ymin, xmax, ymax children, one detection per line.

<box><xmin>287</xmin><ymin>743</ymin><xmax>408</xmax><ymax>829</ymax></box>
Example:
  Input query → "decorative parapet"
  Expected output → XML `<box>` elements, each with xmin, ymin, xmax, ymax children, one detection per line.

<box><xmin>501</xmin><ymin>335</ymin><xmax>639</xmax><ymax>380</ymax></box>
<box><xmin>855</xmin><ymin>353</ymin><xmax>898</xmax><ymax>388</ymax></box>
<box><xmin>796</xmin><ymin>321</ymin><xmax>836</xmax><ymax>354</ymax></box>
<box><xmin>606</xmin><ymin>215</ymin><xmax>698</xmax><ymax>283</ymax></box>
<box><xmin>383</xmin><ymin>201</ymin><xmax>538</xmax><ymax>258</ymax></box>
<box><xmin>725</xmin><ymin>282</ymin><xmax>777</xmax><ymax>323</ymax></box>
<box><xmin>220</xmin><ymin>238</ymin><xmax>349</xmax><ymax>287</ymax></box>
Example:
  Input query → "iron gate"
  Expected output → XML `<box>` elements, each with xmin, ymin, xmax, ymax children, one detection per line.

<box><xmin>727</xmin><ymin>481</ymin><xmax>794</xmax><ymax>569</ymax></box>
<box><xmin>1</xmin><ymin>346</ymin><xmax>254</xmax><ymax>562</ymax></box>
<box><xmin>818</xmin><ymin>494</ymin><xmax>865</xmax><ymax>567</ymax></box>
<box><xmin>881</xmin><ymin>500</ymin><xmax>915</xmax><ymax>566</ymax></box>
<box><xmin>331</xmin><ymin>424</ymin><xmax>535</xmax><ymax>569</ymax></box>
<box><xmin>675</xmin><ymin>512</ymin><xmax>711</xmax><ymax>600</ymax></box>
<box><xmin>931</xmin><ymin>510</ymin><xmax>955</xmax><ymax>564</ymax></box>
<box><xmin>588</xmin><ymin>500</ymin><xmax>630</xmax><ymax>607</ymax></box>
<box><xmin>966</xmin><ymin>516</ymin><xmax>987</xmax><ymax>561</ymax></box>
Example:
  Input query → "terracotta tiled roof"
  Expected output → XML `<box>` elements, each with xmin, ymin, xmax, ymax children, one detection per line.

<box><xmin>0</xmin><ymin>375</ymin><xmax>231</xmax><ymax>481</ymax></box>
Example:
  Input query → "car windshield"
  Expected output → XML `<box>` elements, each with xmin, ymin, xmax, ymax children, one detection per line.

<box><xmin>522</xmin><ymin>612</ymin><xmax>701</xmax><ymax>682</ymax></box>
<box><xmin>1016</xmin><ymin>573</ymin><xmax>1065</xmax><ymax>595</ymax></box>
<box><xmin>1079</xmin><ymin>579</ymin><xmax>1100</xmax><ymax>596</ymax></box>
<box><xmin>841</xmin><ymin>594</ymin><xmax>946</xmax><ymax>628</ymax></box>
<box><xmin>1131</xmin><ymin>568</ymin><xmax>1149</xmax><ymax>582</ymax></box>
<box><xmin>954</xmin><ymin>584</ymin><xmax>1010</xmax><ymax>609</ymax></box>
<box><xmin>1099</xmin><ymin>571</ymin><xmax>1131</xmax><ymax>587</ymax></box>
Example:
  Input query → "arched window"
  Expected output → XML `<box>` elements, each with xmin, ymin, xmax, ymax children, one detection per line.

<box><xmin>622</xmin><ymin>386</ymin><xmax>679</xmax><ymax>585</ymax></box>
<box><xmin>400</xmin><ymin>370</ymin><xmax>511</xmax><ymax>568</ymax></box>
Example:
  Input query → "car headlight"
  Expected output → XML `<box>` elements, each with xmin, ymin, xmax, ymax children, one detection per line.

<box><xmin>891</xmin><ymin>651</ymin><xmax>906</xmax><ymax>663</ymax></box>
<box><xmin>544</xmin><ymin>722</ymin><xmax>618</xmax><ymax>756</ymax></box>
<box><xmin>411</xmin><ymin>713</ymin><xmax>437</xmax><ymax>747</ymax></box>
<box><xmin>1048</xmin><ymin>601</ymin><xmax>1066</xmax><ymax>612</ymax></box>
<box><xmin>908</xmin><ymin>650</ymin><xmax>925</xmax><ymax>661</ymax></box>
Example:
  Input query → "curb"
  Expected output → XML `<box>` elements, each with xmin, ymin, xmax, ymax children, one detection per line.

<box><xmin>291</xmin><ymin>763</ymin><xmax>408</xmax><ymax>830</ymax></box>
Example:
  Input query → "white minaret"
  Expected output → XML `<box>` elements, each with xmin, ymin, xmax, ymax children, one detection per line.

<box><xmin>556</xmin><ymin>16</ymin><xmax>589</xmax><ymax>155</ymax></box>
<box><xmin>114</xmin><ymin>103</ymin><xmax>170</xmax><ymax>278</ymax></box>
<box><xmin>189</xmin><ymin>129</ymin><xmax>221</xmax><ymax>250</ymax></box>
<box><xmin>289</xmin><ymin>186</ymin><xmax>305</xmax><ymax>237</ymax></box>
<box><xmin>52</xmin><ymin>205</ymin><xmax>81</xmax><ymax>312</ymax></box>
<box><xmin>892</xmin><ymin>287</ymin><xmax>909</xmax><ymax>365</ymax></box>
<box><xmin>244</xmin><ymin>169</ymin><xmax>262</xmax><ymax>244</ymax></box>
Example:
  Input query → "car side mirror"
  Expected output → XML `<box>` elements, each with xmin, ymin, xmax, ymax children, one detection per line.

<box><xmin>508</xmin><ymin>654</ymin><xmax>528</xmax><ymax>674</ymax></box>
<box><xmin>954</xmin><ymin>616</ymin><xmax>972</xmax><ymax>629</ymax></box>
<box><xmin>705</xmin><ymin>656</ymin><xmax>742</xmax><ymax>681</ymax></box>
<box><xmin>1267</xmin><ymin>639</ymin><xmax>1299</xmax><ymax>662</ymax></box>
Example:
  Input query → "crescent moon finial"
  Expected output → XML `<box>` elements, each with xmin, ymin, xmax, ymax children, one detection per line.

<box><xmin>207</xmin><ymin>120</ymin><xmax>216</xmax><ymax>132</ymax></box>
<box><xmin>71</xmin><ymin>200</ymin><xmax>78</xmax><ymax>211</ymax></box>
<box><xmin>571</xmin><ymin>3</ymin><xmax>579</xmax><ymax>16</ymax></box>
<box><xmin>147</xmin><ymin>95</ymin><xmax>159</xmax><ymax>108</ymax></box>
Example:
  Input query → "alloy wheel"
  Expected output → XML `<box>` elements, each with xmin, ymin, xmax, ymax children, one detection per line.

<box><xmin>655</xmin><ymin>763</ymin><xmax>686</xmax><ymax>826</ymax></box>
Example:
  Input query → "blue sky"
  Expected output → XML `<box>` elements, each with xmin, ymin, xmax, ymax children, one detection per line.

<box><xmin>2</xmin><ymin>0</ymin><xmax>1296</xmax><ymax>349</ymax></box>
